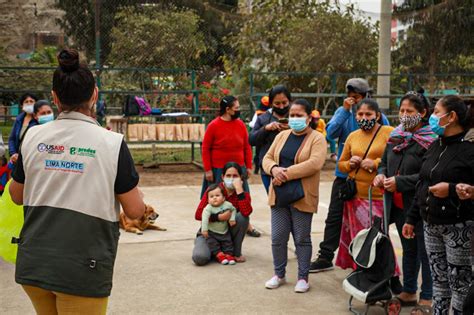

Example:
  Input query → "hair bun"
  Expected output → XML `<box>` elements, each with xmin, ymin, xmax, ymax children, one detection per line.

<box><xmin>417</xmin><ymin>87</ymin><xmax>425</xmax><ymax>95</ymax></box>
<box><xmin>58</xmin><ymin>49</ymin><xmax>80</xmax><ymax>73</ymax></box>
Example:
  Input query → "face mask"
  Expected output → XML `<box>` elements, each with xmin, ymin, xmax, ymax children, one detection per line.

<box><xmin>23</xmin><ymin>105</ymin><xmax>34</xmax><ymax>114</ymax></box>
<box><xmin>230</xmin><ymin>110</ymin><xmax>240</xmax><ymax>120</ymax></box>
<box><xmin>38</xmin><ymin>113</ymin><xmax>54</xmax><ymax>124</ymax></box>
<box><xmin>400</xmin><ymin>113</ymin><xmax>422</xmax><ymax>130</ymax></box>
<box><xmin>288</xmin><ymin>117</ymin><xmax>308</xmax><ymax>132</ymax></box>
<box><xmin>273</xmin><ymin>106</ymin><xmax>289</xmax><ymax>116</ymax></box>
<box><xmin>429</xmin><ymin>113</ymin><xmax>450</xmax><ymax>136</ymax></box>
<box><xmin>223</xmin><ymin>178</ymin><xmax>234</xmax><ymax>189</ymax></box>
<box><xmin>357</xmin><ymin>118</ymin><xmax>377</xmax><ymax>131</ymax></box>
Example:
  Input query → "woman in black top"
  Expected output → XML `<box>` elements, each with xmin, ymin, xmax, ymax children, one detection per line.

<box><xmin>403</xmin><ymin>95</ymin><xmax>474</xmax><ymax>315</ymax></box>
<box><xmin>374</xmin><ymin>91</ymin><xmax>436</xmax><ymax>309</ymax></box>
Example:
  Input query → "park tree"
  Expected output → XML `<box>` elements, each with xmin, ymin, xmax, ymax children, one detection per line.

<box><xmin>228</xmin><ymin>0</ymin><xmax>378</xmax><ymax>110</ymax></box>
<box><xmin>392</xmin><ymin>0</ymin><xmax>474</xmax><ymax>91</ymax></box>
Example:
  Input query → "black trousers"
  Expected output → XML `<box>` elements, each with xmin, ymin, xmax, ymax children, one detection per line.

<box><xmin>317</xmin><ymin>177</ymin><xmax>346</xmax><ymax>261</ymax></box>
<box><xmin>206</xmin><ymin>230</ymin><xmax>234</xmax><ymax>256</ymax></box>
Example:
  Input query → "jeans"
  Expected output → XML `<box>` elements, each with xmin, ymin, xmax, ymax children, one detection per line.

<box><xmin>317</xmin><ymin>177</ymin><xmax>346</xmax><ymax>261</ymax></box>
<box><xmin>261</xmin><ymin>173</ymin><xmax>271</xmax><ymax>194</ymax></box>
<box><xmin>392</xmin><ymin>206</ymin><xmax>433</xmax><ymax>300</ymax></box>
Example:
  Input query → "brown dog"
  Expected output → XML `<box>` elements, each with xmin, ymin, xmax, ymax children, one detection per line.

<box><xmin>119</xmin><ymin>204</ymin><xmax>167</xmax><ymax>235</ymax></box>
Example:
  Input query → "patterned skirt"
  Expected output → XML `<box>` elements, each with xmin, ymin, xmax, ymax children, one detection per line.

<box><xmin>336</xmin><ymin>197</ymin><xmax>400</xmax><ymax>275</ymax></box>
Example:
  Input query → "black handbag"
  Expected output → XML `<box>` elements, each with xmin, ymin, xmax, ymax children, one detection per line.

<box><xmin>339</xmin><ymin>126</ymin><xmax>382</xmax><ymax>201</ymax></box>
<box><xmin>274</xmin><ymin>179</ymin><xmax>305</xmax><ymax>207</ymax></box>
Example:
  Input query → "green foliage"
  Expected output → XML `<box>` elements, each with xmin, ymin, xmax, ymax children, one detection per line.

<box><xmin>393</xmin><ymin>0</ymin><xmax>474</xmax><ymax>86</ymax></box>
<box><xmin>108</xmin><ymin>7</ymin><xmax>207</xmax><ymax>69</ymax></box>
<box><xmin>230</xmin><ymin>1</ymin><xmax>377</xmax><ymax>73</ymax></box>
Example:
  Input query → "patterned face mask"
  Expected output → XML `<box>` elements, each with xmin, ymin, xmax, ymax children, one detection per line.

<box><xmin>399</xmin><ymin>113</ymin><xmax>422</xmax><ymax>130</ymax></box>
<box><xmin>357</xmin><ymin>118</ymin><xmax>377</xmax><ymax>131</ymax></box>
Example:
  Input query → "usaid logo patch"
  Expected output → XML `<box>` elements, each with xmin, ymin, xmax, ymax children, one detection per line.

<box><xmin>37</xmin><ymin>143</ymin><xmax>65</xmax><ymax>154</ymax></box>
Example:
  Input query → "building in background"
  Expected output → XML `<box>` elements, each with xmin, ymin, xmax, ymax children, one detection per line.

<box><xmin>0</xmin><ymin>0</ymin><xmax>64</xmax><ymax>58</ymax></box>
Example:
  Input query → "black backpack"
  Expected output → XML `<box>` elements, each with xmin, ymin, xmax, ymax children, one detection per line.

<box><xmin>123</xmin><ymin>95</ymin><xmax>140</xmax><ymax>116</ymax></box>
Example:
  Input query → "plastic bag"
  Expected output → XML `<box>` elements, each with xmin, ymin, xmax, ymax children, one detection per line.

<box><xmin>0</xmin><ymin>180</ymin><xmax>23</xmax><ymax>264</ymax></box>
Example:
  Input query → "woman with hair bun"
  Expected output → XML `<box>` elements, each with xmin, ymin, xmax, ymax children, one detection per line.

<box><xmin>9</xmin><ymin>49</ymin><xmax>145</xmax><ymax>314</ymax></box>
<box><xmin>403</xmin><ymin>95</ymin><xmax>474</xmax><ymax>314</ymax></box>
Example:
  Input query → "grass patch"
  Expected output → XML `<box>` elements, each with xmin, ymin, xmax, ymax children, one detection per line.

<box><xmin>130</xmin><ymin>147</ymin><xmax>202</xmax><ymax>164</ymax></box>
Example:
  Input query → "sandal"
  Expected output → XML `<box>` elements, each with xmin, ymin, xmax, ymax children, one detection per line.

<box><xmin>410</xmin><ymin>305</ymin><xmax>432</xmax><ymax>315</ymax></box>
<box><xmin>246</xmin><ymin>228</ymin><xmax>261</xmax><ymax>237</ymax></box>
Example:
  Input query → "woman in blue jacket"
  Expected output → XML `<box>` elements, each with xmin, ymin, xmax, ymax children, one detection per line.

<box><xmin>8</xmin><ymin>93</ymin><xmax>39</xmax><ymax>163</ymax></box>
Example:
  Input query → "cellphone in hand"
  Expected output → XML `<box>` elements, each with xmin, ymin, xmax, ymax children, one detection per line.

<box><xmin>278</xmin><ymin>118</ymin><xmax>289</xmax><ymax>124</ymax></box>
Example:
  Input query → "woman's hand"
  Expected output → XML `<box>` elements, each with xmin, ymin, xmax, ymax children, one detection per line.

<box><xmin>373</xmin><ymin>174</ymin><xmax>386</xmax><ymax>187</ymax></box>
<box><xmin>349</xmin><ymin>156</ymin><xmax>362</xmax><ymax>169</ymax></box>
<box><xmin>233</xmin><ymin>178</ymin><xmax>244</xmax><ymax>194</ymax></box>
<box><xmin>361</xmin><ymin>158</ymin><xmax>376</xmax><ymax>173</ymax></box>
<box><xmin>10</xmin><ymin>153</ymin><xmax>18</xmax><ymax>164</ymax></box>
<box><xmin>429</xmin><ymin>182</ymin><xmax>449</xmax><ymax>198</ymax></box>
<box><xmin>246</xmin><ymin>168</ymin><xmax>252</xmax><ymax>179</ymax></box>
<box><xmin>205</xmin><ymin>170</ymin><xmax>214</xmax><ymax>182</ymax></box>
<box><xmin>217</xmin><ymin>210</ymin><xmax>232</xmax><ymax>222</ymax></box>
<box><xmin>271</xmin><ymin>167</ymin><xmax>288</xmax><ymax>183</ymax></box>
<box><xmin>343</xmin><ymin>97</ymin><xmax>356</xmax><ymax>111</ymax></box>
<box><xmin>383</xmin><ymin>177</ymin><xmax>397</xmax><ymax>192</ymax></box>
<box><xmin>265</xmin><ymin>122</ymin><xmax>280</xmax><ymax>131</ymax></box>
<box><xmin>402</xmin><ymin>223</ymin><xmax>415</xmax><ymax>239</ymax></box>
<box><xmin>202</xmin><ymin>231</ymin><xmax>209</xmax><ymax>238</ymax></box>
<box><xmin>456</xmin><ymin>183</ymin><xmax>473</xmax><ymax>200</ymax></box>
<box><xmin>272</xmin><ymin>177</ymin><xmax>283</xmax><ymax>187</ymax></box>
<box><xmin>229</xmin><ymin>220</ymin><xmax>236</xmax><ymax>227</ymax></box>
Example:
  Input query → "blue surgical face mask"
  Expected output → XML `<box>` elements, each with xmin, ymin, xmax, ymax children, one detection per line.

<box><xmin>288</xmin><ymin>117</ymin><xmax>308</xmax><ymax>132</ymax></box>
<box><xmin>223</xmin><ymin>178</ymin><xmax>234</xmax><ymax>189</ymax></box>
<box><xmin>429</xmin><ymin>112</ymin><xmax>450</xmax><ymax>136</ymax></box>
<box><xmin>38</xmin><ymin>113</ymin><xmax>54</xmax><ymax>124</ymax></box>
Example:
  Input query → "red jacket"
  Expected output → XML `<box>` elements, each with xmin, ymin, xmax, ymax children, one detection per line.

<box><xmin>201</xmin><ymin>117</ymin><xmax>252</xmax><ymax>171</ymax></box>
<box><xmin>195</xmin><ymin>182</ymin><xmax>253</xmax><ymax>220</ymax></box>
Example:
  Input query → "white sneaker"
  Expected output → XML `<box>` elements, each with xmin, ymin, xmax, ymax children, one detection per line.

<box><xmin>294</xmin><ymin>279</ymin><xmax>310</xmax><ymax>293</ymax></box>
<box><xmin>265</xmin><ymin>275</ymin><xmax>286</xmax><ymax>289</ymax></box>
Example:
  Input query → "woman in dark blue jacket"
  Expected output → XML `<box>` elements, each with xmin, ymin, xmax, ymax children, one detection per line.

<box><xmin>8</xmin><ymin>93</ymin><xmax>38</xmax><ymax>163</ymax></box>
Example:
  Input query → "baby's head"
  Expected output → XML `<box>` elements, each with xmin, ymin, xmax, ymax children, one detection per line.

<box><xmin>207</xmin><ymin>184</ymin><xmax>225</xmax><ymax>207</ymax></box>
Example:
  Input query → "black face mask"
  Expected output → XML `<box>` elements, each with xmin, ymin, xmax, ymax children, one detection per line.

<box><xmin>273</xmin><ymin>106</ymin><xmax>289</xmax><ymax>116</ymax></box>
<box><xmin>231</xmin><ymin>110</ymin><xmax>241</xmax><ymax>120</ymax></box>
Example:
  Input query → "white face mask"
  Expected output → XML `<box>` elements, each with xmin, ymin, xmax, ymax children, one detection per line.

<box><xmin>223</xmin><ymin>178</ymin><xmax>234</xmax><ymax>189</ymax></box>
<box><xmin>23</xmin><ymin>105</ymin><xmax>34</xmax><ymax>114</ymax></box>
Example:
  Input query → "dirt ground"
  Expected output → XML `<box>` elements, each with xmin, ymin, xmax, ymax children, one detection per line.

<box><xmin>137</xmin><ymin>158</ymin><xmax>337</xmax><ymax>186</ymax></box>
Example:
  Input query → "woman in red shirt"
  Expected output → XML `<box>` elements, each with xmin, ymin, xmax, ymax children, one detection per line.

<box><xmin>200</xmin><ymin>95</ymin><xmax>253</xmax><ymax>197</ymax></box>
<box><xmin>193</xmin><ymin>162</ymin><xmax>253</xmax><ymax>265</ymax></box>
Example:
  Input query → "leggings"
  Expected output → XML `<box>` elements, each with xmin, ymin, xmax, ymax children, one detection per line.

<box><xmin>271</xmin><ymin>206</ymin><xmax>313</xmax><ymax>280</ymax></box>
<box><xmin>424</xmin><ymin>222</ymin><xmax>472</xmax><ymax>315</ymax></box>
<box><xmin>22</xmin><ymin>285</ymin><xmax>108</xmax><ymax>315</ymax></box>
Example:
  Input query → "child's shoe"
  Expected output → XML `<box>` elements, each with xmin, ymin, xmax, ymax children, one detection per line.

<box><xmin>226</xmin><ymin>254</ymin><xmax>236</xmax><ymax>265</ymax></box>
<box><xmin>216</xmin><ymin>252</ymin><xmax>228</xmax><ymax>265</ymax></box>
<box><xmin>294</xmin><ymin>279</ymin><xmax>310</xmax><ymax>293</ymax></box>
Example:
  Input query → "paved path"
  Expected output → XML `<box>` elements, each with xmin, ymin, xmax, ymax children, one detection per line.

<box><xmin>1</xmin><ymin>183</ymin><xmax>411</xmax><ymax>314</ymax></box>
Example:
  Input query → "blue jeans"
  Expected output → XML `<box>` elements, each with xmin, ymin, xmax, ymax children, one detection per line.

<box><xmin>392</xmin><ymin>206</ymin><xmax>433</xmax><ymax>300</ymax></box>
<box><xmin>200</xmin><ymin>167</ymin><xmax>250</xmax><ymax>198</ymax></box>
<box><xmin>261</xmin><ymin>173</ymin><xmax>271</xmax><ymax>194</ymax></box>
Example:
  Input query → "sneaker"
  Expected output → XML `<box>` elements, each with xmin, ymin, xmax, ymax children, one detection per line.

<box><xmin>294</xmin><ymin>279</ymin><xmax>310</xmax><ymax>293</ymax></box>
<box><xmin>216</xmin><ymin>252</ymin><xmax>229</xmax><ymax>265</ymax></box>
<box><xmin>265</xmin><ymin>276</ymin><xmax>286</xmax><ymax>289</ymax></box>
<box><xmin>308</xmin><ymin>257</ymin><xmax>334</xmax><ymax>273</ymax></box>
<box><xmin>226</xmin><ymin>254</ymin><xmax>236</xmax><ymax>265</ymax></box>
